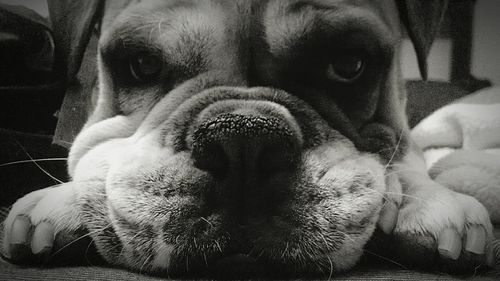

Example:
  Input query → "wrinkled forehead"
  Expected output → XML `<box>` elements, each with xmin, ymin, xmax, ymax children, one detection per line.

<box><xmin>99</xmin><ymin>0</ymin><xmax>399</xmax><ymax>58</ymax></box>
<box><xmin>104</xmin><ymin>0</ymin><xmax>399</xmax><ymax>19</ymax></box>
<box><xmin>102</xmin><ymin>0</ymin><xmax>399</xmax><ymax>32</ymax></box>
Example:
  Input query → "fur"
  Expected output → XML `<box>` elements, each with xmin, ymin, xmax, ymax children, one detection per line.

<box><xmin>2</xmin><ymin>0</ymin><xmax>494</xmax><ymax>278</ymax></box>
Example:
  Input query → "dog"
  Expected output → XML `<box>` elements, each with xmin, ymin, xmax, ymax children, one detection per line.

<box><xmin>1</xmin><ymin>0</ymin><xmax>494</xmax><ymax>277</ymax></box>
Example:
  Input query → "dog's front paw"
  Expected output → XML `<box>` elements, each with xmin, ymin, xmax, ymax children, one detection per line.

<box><xmin>392</xmin><ymin>181</ymin><xmax>495</xmax><ymax>272</ymax></box>
<box><xmin>1</xmin><ymin>183</ymin><xmax>89</xmax><ymax>265</ymax></box>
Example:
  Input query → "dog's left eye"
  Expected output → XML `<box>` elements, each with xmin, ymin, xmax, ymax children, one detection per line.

<box><xmin>129</xmin><ymin>53</ymin><xmax>162</xmax><ymax>82</ymax></box>
<box><xmin>326</xmin><ymin>55</ymin><xmax>365</xmax><ymax>83</ymax></box>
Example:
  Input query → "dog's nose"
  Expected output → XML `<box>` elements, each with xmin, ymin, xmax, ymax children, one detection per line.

<box><xmin>192</xmin><ymin>113</ymin><xmax>300</xmax><ymax>178</ymax></box>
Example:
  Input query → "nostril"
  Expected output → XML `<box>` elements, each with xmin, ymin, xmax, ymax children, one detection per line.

<box><xmin>259</xmin><ymin>143</ymin><xmax>298</xmax><ymax>173</ymax></box>
<box><xmin>192</xmin><ymin>142</ymin><xmax>228</xmax><ymax>176</ymax></box>
<box><xmin>191</xmin><ymin>113</ymin><xmax>300</xmax><ymax>178</ymax></box>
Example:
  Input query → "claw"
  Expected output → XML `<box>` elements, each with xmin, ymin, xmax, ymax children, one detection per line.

<box><xmin>10</xmin><ymin>215</ymin><xmax>31</xmax><ymax>245</ymax></box>
<box><xmin>9</xmin><ymin>215</ymin><xmax>32</xmax><ymax>261</ymax></box>
<box><xmin>438</xmin><ymin>228</ymin><xmax>462</xmax><ymax>260</ymax></box>
<box><xmin>464</xmin><ymin>225</ymin><xmax>485</xmax><ymax>255</ymax></box>
<box><xmin>31</xmin><ymin>221</ymin><xmax>55</xmax><ymax>256</ymax></box>
<box><xmin>378</xmin><ymin>201</ymin><xmax>398</xmax><ymax>234</ymax></box>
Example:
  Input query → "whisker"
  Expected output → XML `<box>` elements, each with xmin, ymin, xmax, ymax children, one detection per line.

<box><xmin>51</xmin><ymin>223</ymin><xmax>113</xmax><ymax>257</ymax></box>
<box><xmin>214</xmin><ymin>240</ymin><xmax>223</xmax><ymax>253</ymax></box>
<box><xmin>357</xmin><ymin>184</ymin><xmax>425</xmax><ymax>203</ymax></box>
<box><xmin>157</xmin><ymin>18</ymin><xmax>165</xmax><ymax>36</ymax></box>
<box><xmin>362</xmin><ymin>249</ymin><xmax>408</xmax><ymax>269</ymax></box>
<box><xmin>139</xmin><ymin>252</ymin><xmax>155</xmax><ymax>274</ymax></box>
<box><xmin>200</xmin><ymin>217</ymin><xmax>214</xmax><ymax>228</ymax></box>
<box><xmin>316</xmin><ymin>233</ymin><xmax>335</xmax><ymax>280</ymax></box>
<box><xmin>326</xmin><ymin>254</ymin><xmax>334</xmax><ymax>280</ymax></box>
<box><xmin>384</xmin><ymin>129</ymin><xmax>404</xmax><ymax>174</ymax></box>
<box><xmin>0</xmin><ymin>158</ymin><xmax>68</xmax><ymax>167</ymax></box>
<box><xmin>280</xmin><ymin>242</ymin><xmax>289</xmax><ymax>259</ymax></box>
<box><xmin>114</xmin><ymin>229</ymin><xmax>147</xmax><ymax>259</ymax></box>
<box><xmin>335</xmin><ymin>229</ymin><xmax>407</xmax><ymax>269</ymax></box>
<box><xmin>13</xmin><ymin>140</ymin><xmax>65</xmax><ymax>184</ymax></box>
<box><xmin>84</xmin><ymin>239</ymin><xmax>96</xmax><ymax>266</ymax></box>
<box><xmin>203</xmin><ymin>251</ymin><xmax>208</xmax><ymax>268</ymax></box>
<box><xmin>107</xmin><ymin>235</ymin><xmax>132</xmax><ymax>261</ymax></box>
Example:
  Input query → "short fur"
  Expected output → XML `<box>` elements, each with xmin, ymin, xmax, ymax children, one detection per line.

<box><xmin>2</xmin><ymin>0</ymin><xmax>494</xmax><ymax>278</ymax></box>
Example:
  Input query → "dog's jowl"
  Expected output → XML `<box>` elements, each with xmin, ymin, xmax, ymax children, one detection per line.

<box><xmin>2</xmin><ymin>0</ymin><xmax>494</xmax><ymax>278</ymax></box>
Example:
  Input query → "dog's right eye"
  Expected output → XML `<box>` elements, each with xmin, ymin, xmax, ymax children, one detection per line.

<box><xmin>326</xmin><ymin>54</ymin><xmax>365</xmax><ymax>83</ymax></box>
<box><xmin>129</xmin><ymin>53</ymin><xmax>162</xmax><ymax>82</ymax></box>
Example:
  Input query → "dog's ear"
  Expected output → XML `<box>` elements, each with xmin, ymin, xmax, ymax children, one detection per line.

<box><xmin>397</xmin><ymin>0</ymin><xmax>448</xmax><ymax>80</ymax></box>
<box><xmin>48</xmin><ymin>0</ymin><xmax>104</xmax><ymax>82</ymax></box>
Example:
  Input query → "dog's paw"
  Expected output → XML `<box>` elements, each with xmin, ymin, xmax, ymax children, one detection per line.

<box><xmin>1</xmin><ymin>183</ymin><xmax>88</xmax><ymax>265</ymax></box>
<box><xmin>392</xmin><ymin>182</ymin><xmax>495</xmax><ymax>272</ymax></box>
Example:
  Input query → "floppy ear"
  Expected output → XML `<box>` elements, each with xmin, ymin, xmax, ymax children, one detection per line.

<box><xmin>397</xmin><ymin>0</ymin><xmax>449</xmax><ymax>80</ymax></box>
<box><xmin>47</xmin><ymin>0</ymin><xmax>104</xmax><ymax>82</ymax></box>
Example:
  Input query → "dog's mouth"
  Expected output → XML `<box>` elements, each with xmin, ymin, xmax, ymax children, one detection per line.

<box><xmin>73</xmin><ymin>87</ymin><xmax>387</xmax><ymax>277</ymax></box>
<box><xmin>120</xmin><ymin>205</ymin><xmax>365</xmax><ymax>278</ymax></box>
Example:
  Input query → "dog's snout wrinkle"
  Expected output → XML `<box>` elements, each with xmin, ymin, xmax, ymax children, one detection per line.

<box><xmin>192</xmin><ymin>113</ymin><xmax>300</xmax><ymax>177</ymax></box>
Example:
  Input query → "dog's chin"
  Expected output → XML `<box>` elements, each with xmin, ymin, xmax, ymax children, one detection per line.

<box><xmin>106</xmin><ymin>193</ymin><xmax>377</xmax><ymax>278</ymax></box>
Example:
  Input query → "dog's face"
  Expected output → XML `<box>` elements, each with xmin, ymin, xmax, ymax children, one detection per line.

<box><xmin>68</xmin><ymin>0</ymin><xmax>407</xmax><ymax>277</ymax></box>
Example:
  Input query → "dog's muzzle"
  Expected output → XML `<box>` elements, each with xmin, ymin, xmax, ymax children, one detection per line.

<box><xmin>71</xmin><ymin>86</ymin><xmax>385</xmax><ymax>276</ymax></box>
<box><xmin>183</xmin><ymin>92</ymin><xmax>305</xmax><ymax>219</ymax></box>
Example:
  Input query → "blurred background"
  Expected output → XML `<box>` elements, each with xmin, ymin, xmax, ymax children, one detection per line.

<box><xmin>402</xmin><ymin>0</ymin><xmax>500</xmax><ymax>85</ymax></box>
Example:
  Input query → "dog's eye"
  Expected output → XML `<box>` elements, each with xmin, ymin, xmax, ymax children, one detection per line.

<box><xmin>326</xmin><ymin>55</ymin><xmax>365</xmax><ymax>82</ymax></box>
<box><xmin>129</xmin><ymin>53</ymin><xmax>162</xmax><ymax>82</ymax></box>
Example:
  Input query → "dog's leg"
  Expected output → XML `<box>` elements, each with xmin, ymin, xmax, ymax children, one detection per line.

<box><xmin>389</xmin><ymin>146</ymin><xmax>495</xmax><ymax>271</ymax></box>
<box><xmin>2</xmin><ymin>182</ymin><xmax>91</xmax><ymax>264</ymax></box>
